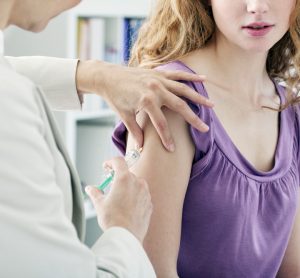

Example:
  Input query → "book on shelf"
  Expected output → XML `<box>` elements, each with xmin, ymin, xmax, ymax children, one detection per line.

<box><xmin>89</xmin><ymin>18</ymin><xmax>106</xmax><ymax>60</ymax></box>
<box><xmin>123</xmin><ymin>17</ymin><xmax>144</xmax><ymax>64</ymax></box>
<box><xmin>77</xmin><ymin>17</ymin><xmax>108</xmax><ymax>111</ymax></box>
<box><xmin>77</xmin><ymin>17</ymin><xmax>106</xmax><ymax>60</ymax></box>
<box><xmin>76</xmin><ymin>16</ymin><xmax>145</xmax><ymax>111</ymax></box>
<box><xmin>77</xmin><ymin>16</ymin><xmax>145</xmax><ymax>64</ymax></box>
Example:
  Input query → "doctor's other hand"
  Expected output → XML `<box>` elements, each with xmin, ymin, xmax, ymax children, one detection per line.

<box><xmin>85</xmin><ymin>157</ymin><xmax>153</xmax><ymax>243</ymax></box>
<box><xmin>76</xmin><ymin>60</ymin><xmax>213</xmax><ymax>152</ymax></box>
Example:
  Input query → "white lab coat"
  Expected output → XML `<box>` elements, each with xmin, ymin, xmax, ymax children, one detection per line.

<box><xmin>0</xmin><ymin>53</ymin><xmax>156</xmax><ymax>278</ymax></box>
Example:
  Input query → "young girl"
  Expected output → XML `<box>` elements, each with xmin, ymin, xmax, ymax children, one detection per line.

<box><xmin>113</xmin><ymin>0</ymin><xmax>300</xmax><ymax>277</ymax></box>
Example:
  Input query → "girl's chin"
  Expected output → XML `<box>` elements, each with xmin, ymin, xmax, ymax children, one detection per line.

<box><xmin>239</xmin><ymin>42</ymin><xmax>274</xmax><ymax>53</ymax></box>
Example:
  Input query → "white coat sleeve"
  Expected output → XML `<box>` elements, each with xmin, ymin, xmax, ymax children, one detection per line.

<box><xmin>0</xmin><ymin>66</ymin><xmax>156</xmax><ymax>278</ymax></box>
<box><xmin>93</xmin><ymin>228</ymin><xmax>157</xmax><ymax>278</ymax></box>
<box><xmin>5</xmin><ymin>56</ymin><xmax>82</xmax><ymax>110</ymax></box>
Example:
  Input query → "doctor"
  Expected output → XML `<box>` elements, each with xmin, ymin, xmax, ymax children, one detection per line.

<box><xmin>0</xmin><ymin>0</ymin><xmax>212</xmax><ymax>277</ymax></box>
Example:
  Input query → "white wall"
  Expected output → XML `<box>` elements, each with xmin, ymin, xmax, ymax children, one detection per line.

<box><xmin>4</xmin><ymin>14</ymin><xmax>68</xmax><ymax>57</ymax></box>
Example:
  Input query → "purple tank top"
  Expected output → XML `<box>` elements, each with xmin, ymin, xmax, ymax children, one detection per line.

<box><xmin>112</xmin><ymin>61</ymin><xmax>300</xmax><ymax>278</ymax></box>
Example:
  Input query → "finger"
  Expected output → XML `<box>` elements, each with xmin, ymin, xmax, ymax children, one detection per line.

<box><xmin>102</xmin><ymin>161</ymin><xmax>113</xmax><ymax>171</ymax></box>
<box><xmin>144</xmin><ymin>104</ymin><xmax>175</xmax><ymax>152</ymax></box>
<box><xmin>157</xmin><ymin>69</ymin><xmax>206</xmax><ymax>82</ymax></box>
<box><xmin>166</xmin><ymin>80</ymin><xmax>214</xmax><ymax>107</ymax></box>
<box><xmin>136</xmin><ymin>179</ymin><xmax>151</xmax><ymax>206</ymax></box>
<box><xmin>85</xmin><ymin>186</ymin><xmax>105</xmax><ymax>206</ymax></box>
<box><xmin>164</xmin><ymin>94</ymin><xmax>209</xmax><ymax>132</ymax></box>
<box><xmin>143</xmin><ymin>201</ymin><xmax>153</xmax><ymax>219</ymax></box>
<box><xmin>122</xmin><ymin>114</ymin><xmax>144</xmax><ymax>149</ymax></box>
<box><xmin>103</xmin><ymin>157</ymin><xmax>129</xmax><ymax>174</ymax></box>
<box><xmin>138</xmin><ymin>178</ymin><xmax>150</xmax><ymax>193</ymax></box>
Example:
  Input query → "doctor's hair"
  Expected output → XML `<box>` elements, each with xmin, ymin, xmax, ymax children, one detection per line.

<box><xmin>129</xmin><ymin>0</ymin><xmax>300</xmax><ymax>109</ymax></box>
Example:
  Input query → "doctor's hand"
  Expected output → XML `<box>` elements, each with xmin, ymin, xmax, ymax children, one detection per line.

<box><xmin>85</xmin><ymin>157</ymin><xmax>152</xmax><ymax>243</ymax></box>
<box><xmin>76</xmin><ymin>60</ymin><xmax>213</xmax><ymax>152</ymax></box>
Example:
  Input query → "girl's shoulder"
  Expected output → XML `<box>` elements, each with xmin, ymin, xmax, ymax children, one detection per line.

<box><xmin>156</xmin><ymin>60</ymin><xmax>214</xmax><ymax>164</ymax></box>
<box><xmin>155</xmin><ymin>60</ymin><xmax>208</xmax><ymax>98</ymax></box>
<box><xmin>276</xmin><ymin>83</ymin><xmax>300</xmax><ymax>168</ymax></box>
<box><xmin>155</xmin><ymin>60</ymin><xmax>189</xmax><ymax>71</ymax></box>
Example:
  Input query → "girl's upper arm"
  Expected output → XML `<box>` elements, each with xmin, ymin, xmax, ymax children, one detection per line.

<box><xmin>126</xmin><ymin>107</ymin><xmax>195</xmax><ymax>277</ymax></box>
<box><xmin>277</xmin><ymin>188</ymin><xmax>300</xmax><ymax>278</ymax></box>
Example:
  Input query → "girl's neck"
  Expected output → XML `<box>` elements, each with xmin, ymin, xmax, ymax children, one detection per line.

<box><xmin>182</xmin><ymin>36</ymin><xmax>275</xmax><ymax>102</ymax></box>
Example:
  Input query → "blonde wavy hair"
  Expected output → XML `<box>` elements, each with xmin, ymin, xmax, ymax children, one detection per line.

<box><xmin>129</xmin><ymin>0</ymin><xmax>300</xmax><ymax>108</ymax></box>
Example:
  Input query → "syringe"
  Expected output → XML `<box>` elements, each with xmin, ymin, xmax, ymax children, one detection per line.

<box><xmin>96</xmin><ymin>148</ymin><xmax>142</xmax><ymax>192</ymax></box>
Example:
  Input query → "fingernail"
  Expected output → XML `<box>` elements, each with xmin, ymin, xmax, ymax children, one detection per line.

<box><xmin>85</xmin><ymin>186</ymin><xmax>91</xmax><ymax>194</ymax></box>
<box><xmin>85</xmin><ymin>186</ymin><xmax>94</xmax><ymax>197</ymax></box>
<box><xmin>135</xmin><ymin>143</ymin><xmax>141</xmax><ymax>150</ymax></box>
<box><xmin>168</xmin><ymin>142</ymin><xmax>175</xmax><ymax>152</ymax></box>
<box><xmin>198</xmin><ymin>75</ymin><xmax>206</xmax><ymax>79</ymax></box>
<box><xmin>200</xmin><ymin>123</ymin><xmax>209</xmax><ymax>132</ymax></box>
<box><xmin>206</xmin><ymin>99</ymin><xmax>214</xmax><ymax>107</ymax></box>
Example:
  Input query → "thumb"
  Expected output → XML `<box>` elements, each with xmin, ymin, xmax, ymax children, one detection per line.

<box><xmin>85</xmin><ymin>186</ymin><xmax>105</xmax><ymax>208</ymax></box>
<box><xmin>124</xmin><ymin>116</ymin><xmax>144</xmax><ymax>149</ymax></box>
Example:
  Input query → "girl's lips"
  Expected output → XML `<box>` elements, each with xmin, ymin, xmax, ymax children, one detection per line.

<box><xmin>242</xmin><ymin>24</ymin><xmax>274</xmax><ymax>37</ymax></box>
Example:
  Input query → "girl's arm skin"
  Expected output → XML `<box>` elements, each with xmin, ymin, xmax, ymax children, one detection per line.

<box><xmin>126</xmin><ymin>108</ymin><xmax>195</xmax><ymax>277</ymax></box>
<box><xmin>277</xmin><ymin>188</ymin><xmax>300</xmax><ymax>278</ymax></box>
<box><xmin>77</xmin><ymin>60</ymin><xmax>211</xmax><ymax>152</ymax></box>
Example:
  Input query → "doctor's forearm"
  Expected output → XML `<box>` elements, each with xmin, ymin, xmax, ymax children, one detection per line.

<box><xmin>75</xmin><ymin>59</ymin><xmax>109</xmax><ymax>97</ymax></box>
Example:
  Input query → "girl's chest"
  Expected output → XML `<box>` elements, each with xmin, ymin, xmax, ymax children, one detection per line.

<box><xmin>207</xmin><ymin>88</ymin><xmax>280</xmax><ymax>172</ymax></box>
